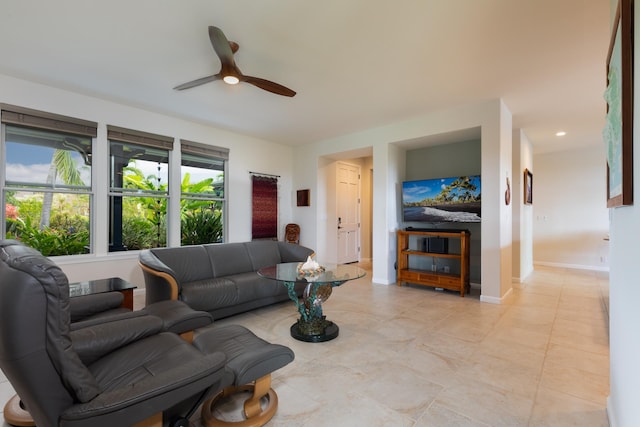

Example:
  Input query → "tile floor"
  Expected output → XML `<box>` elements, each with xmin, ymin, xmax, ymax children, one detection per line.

<box><xmin>0</xmin><ymin>264</ymin><xmax>610</xmax><ymax>426</ymax></box>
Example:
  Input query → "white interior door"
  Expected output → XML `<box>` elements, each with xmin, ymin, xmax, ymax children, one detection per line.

<box><xmin>337</xmin><ymin>162</ymin><xmax>360</xmax><ymax>263</ymax></box>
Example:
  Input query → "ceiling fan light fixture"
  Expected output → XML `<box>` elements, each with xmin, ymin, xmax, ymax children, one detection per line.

<box><xmin>174</xmin><ymin>26</ymin><xmax>295</xmax><ymax>96</ymax></box>
<box><xmin>223</xmin><ymin>75</ymin><xmax>240</xmax><ymax>85</ymax></box>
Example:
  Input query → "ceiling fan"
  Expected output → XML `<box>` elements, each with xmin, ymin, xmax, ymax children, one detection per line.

<box><xmin>174</xmin><ymin>26</ymin><xmax>296</xmax><ymax>97</ymax></box>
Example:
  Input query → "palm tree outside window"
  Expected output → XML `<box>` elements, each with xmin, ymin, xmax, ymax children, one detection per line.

<box><xmin>2</xmin><ymin>125</ymin><xmax>93</xmax><ymax>256</ymax></box>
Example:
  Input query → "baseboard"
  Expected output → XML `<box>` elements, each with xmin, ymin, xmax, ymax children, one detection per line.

<box><xmin>534</xmin><ymin>261</ymin><xmax>609</xmax><ymax>272</ymax></box>
<box><xmin>480</xmin><ymin>286</ymin><xmax>512</xmax><ymax>304</ymax></box>
<box><xmin>512</xmin><ymin>269</ymin><xmax>533</xmax><ymax>283</ymax></box>
<box><xmin>372</xmin><ymin>277</ymin><xmax>394</xmax><ymax>285</ymax></box>
<box><xmin>607</xmin><ymin>395</ymin><xmax>617</xmax><ymax>427</ymax></box>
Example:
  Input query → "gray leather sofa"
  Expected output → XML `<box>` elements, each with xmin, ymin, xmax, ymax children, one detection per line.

<box><xmin>139</xmin><ymin>241</ymin><xmax>314</xmax><ymax>319</ymax></box>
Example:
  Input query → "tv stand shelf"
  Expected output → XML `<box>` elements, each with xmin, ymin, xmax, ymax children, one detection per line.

<box><xmin>396</xmin><ymin>229</ymin><xmax>470</xmax><ymax>296</ymax></box>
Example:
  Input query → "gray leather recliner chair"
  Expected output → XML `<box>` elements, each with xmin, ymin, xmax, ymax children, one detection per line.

<box><xmin>0</xmin><ymin>240</ymin><xmax>231</xmax><ymax>427</ymax></box>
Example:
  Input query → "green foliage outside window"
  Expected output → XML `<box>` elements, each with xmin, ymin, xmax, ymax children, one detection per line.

<box><xmin>5</xmin><ymin>139</ymin><xmax>224</xmax><ymax>255</ymax></box>
<box><xmin>119</xmin><ymin>168</ymin><xmax>223</xmax><ymax>249</ymax></box>
<box><xmin>6</xmin><ymin>215</ymin><xmax>90</xmax><ymax>257</ymax></box>
<box><xmin>181</xmin><ymin>206</ymin><xmax>223</xmax><ymax>245</ymax></box>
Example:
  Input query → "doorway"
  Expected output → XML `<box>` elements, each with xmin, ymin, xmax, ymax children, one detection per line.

<box><xmin>336</xmin><ymin>161</ymin><xmax>360</xmax><ymax>263</ymax></box>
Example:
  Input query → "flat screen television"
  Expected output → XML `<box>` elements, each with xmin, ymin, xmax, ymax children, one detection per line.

<box><xmin>402</xmin><ymin>175</ymin><xmax>481</xmax><ymax>223</ymax></box>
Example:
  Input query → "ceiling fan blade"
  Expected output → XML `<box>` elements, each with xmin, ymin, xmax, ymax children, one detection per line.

<box><xmin>173</xmin><ymin>74</ymin><xmax>222</xmax><ymax>90</ymax></box>
<box><xmin>242</xmin><ymin>76</ymin><xmax>296</xmax><ymax>97</ymax></box>
<box><xmin>209</xmin><ymin>26</ymin><xmax>238</xmax><ymax>74</ymax></box>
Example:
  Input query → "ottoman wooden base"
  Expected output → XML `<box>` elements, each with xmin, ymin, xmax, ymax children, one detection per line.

<box><xmin>3</xmin><ymin>395</ymin><xmax>35</xmax><ymax>427</ymax></box>
<box><xmin>201</xmin><ymin>374</ymin><xmax>277</xmax><ymax>427</ymax></box>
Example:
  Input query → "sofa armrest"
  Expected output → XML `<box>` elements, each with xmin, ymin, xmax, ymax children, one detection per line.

<box><xmin>139</xmin><ymin>250</ymin><xmax>180</xmax><ymax>304</ymax></box>
<box><xmin>278</xmin><ymin>242</ymin><xmax>315</xmax><ymax>263</ymax></box>
<box><xmin>141</xmin><ymin>300</ymin><xmax>213</xmax><ymax>340</ymax></box>
<box><xmin>69</xmin><ymin>292</ymin><xmax>126</xmax><ymax>323</ymax></box>
<box><xmin>71</xmin><ymin>310</ymin><xmax>148</xmax><ymax>331</ymax></box>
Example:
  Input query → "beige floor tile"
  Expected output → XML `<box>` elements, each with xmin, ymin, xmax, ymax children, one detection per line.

<box><xmin>433</xmin><ymin>377</ymin><xmax>534</xmax><ymax>426</ymax></box>
<box><xmin>351</xmin><ymin>362</ymin><xmax>443</xmax><ymax>419</ymax></box>
<box><xmin>550</xmin><ymin>323</ymin><xmax>609</xmax><ymax>356</ymax></box>
<box><xmin>555</xmin><ymin>305</ymin><xmax>609</xmax><ymax>325</ymax></box>
<box><xmin>417</xmin><ymin>402</ymin><xmax>492</xmax><ymax>427</ymax></box>
<box><xmin>396</xmin><ymin>345</ymin><xmax>466</xmax><ymax>388</ymax></box>
<box><xmin>299</xmin><ymin>391</ymin><xmax>415</xmax><ymax>427</ymax></box>
<box><xmin>429</xmin><ymin>315</ymin><xmax>495</xmax><ymax>343</ymax></box>
<box><xmin>487</xmin><ymin>325</ymin><xmax>551</xmax><ymax>351</ymax></box>
<box><xmin>530</xmin><ymin>386</ymin><xmax>609</xmax><ymax>427</ymax></box>
<box><xmin>510</xmin><ymin>292</ymin><xmax>560</xmax><ymax>309</ymax></box>
<box><xmin>540</xmin><ymin>361</ymin><xmax>609</xmax><ymax>405</ymax></box>
<box><xmin>517</xmin><ymin>282</ymin><xmax>563</xmax><ymax>298</ymax></box>
<box><xmin>496</xmin><ymin>306</ymin><xmax>556</xmax><ymax>334</ymax></box>
<box><xmin>473</xmin><ymin>335</ymin><xmax>547</xmax><ymax>371</ymax></box>
<box><xmin>545</xmin><ymin>343</ymin><xmax>609</xmax><ymax>377</ymax></box>
<box><xmin>411</xmin><ymin>330</ymin><xmax>480</xmax><ymax>361</ymax></box>
<box><xmin>456</xmin><ymin>352</ymin><xmax>541</xmax><ymax>400</ymax></box>
<box><xmin>0</xmin><ymin>265</ymin><xmax>611</xmax><ymax>427</ymax></box>
<box><xmin>552</xmin><ymin>317</ymin><xmax>609</xmax><ymax>340</ymax></box>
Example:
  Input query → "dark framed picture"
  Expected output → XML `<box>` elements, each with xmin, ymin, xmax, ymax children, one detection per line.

<box><xmin>604</xmin><ymin>0</ymin><xmax>634</xmax><ymax>207</ymax></box>
<box><xmin>524</xmin><ymin>169</ymin><xmax>533</xmax><ymax>205</ymax></box>
<box><xmin>296</xmin><ymin>189</ymin><xmax>310</xmax><ymax>207</ymax></box>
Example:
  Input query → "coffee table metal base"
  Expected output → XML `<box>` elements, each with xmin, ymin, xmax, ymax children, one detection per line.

<box><xmin>290</xmin><ymin>321</ymin><xmax>339</xmax><ymax>342</ymax></box>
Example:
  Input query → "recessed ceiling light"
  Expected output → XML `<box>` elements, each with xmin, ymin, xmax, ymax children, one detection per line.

<box><xmin>556</xmin><ymin>131</ymin><xmax>567</xmax><ymax>136</ymax></box>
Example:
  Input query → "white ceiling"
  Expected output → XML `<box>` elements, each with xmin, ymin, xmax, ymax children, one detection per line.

<box><xmin>0</xmin><ymin>0</ymin><xmax>610</xmax><ymax>153</ymax></box>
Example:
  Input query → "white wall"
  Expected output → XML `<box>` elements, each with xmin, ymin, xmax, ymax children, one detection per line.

<box><xmin>512</xmin><ymin>129</ymin><xmax>534</xmax><ymax>281</ymax></box>
<box><xmin>292</xmin><ymin>99</ymin><xmax>513</xmax><ymax>302</ymax></box>
<box><xmin>499</xmin><ymin>101</ymin><xmax>514</xmax><ymax>297</ymax></box>
<box><xmin>532</xmin><ymin>145</ymin><xmax>609</xmax><ymax>270</ymax></box>
<box><xmin>607</xmin><ymin>2</ymin><xmax>640</xmax><ymax>425</ymax></box>
<box><xmin>361</xmin><ymin>156</ymin><xmax>373</xmax><ymax>260</ymax></box>
<box><xmin>0</xmin><ymin>74</ymin><xmax>295</xmax><ymax>287</ymax></box>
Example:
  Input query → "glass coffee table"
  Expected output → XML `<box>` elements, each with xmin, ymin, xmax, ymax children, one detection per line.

<box><xmin>258</xmin><ymin>262</ymin><xmax>366</xmax><ymax>342</ymax></box>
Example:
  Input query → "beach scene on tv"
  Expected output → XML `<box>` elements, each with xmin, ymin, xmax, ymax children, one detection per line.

<box><xmin>402</xmin><ymin>175</ymin><xmax>481</xmax><ymax>223</ymax></box>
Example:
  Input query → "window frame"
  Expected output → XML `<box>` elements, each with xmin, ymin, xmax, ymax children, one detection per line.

<box><xmin>107</xmin><ymin>125</ymin><xmax>173</xmax><ymax>252</ymax></box>
<box><xmin>179</xmin><ymin>139</ymin><xmax>228</xmax><ymax>244</ymax></box>
<box><xmin>1</xmin><ymin>104</ymin><xmax>97</xmax><ymax>255</ymax></box>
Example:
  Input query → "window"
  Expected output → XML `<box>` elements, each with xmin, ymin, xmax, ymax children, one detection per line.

<box><xmin>2</xmin><ymin>106</ymin><xmax>230</xmax><ymax>256</ymax></box>
<box><xmin>108</xmin><ymin>125</ymin><xmax>172</xmax><ymax>252</ymax></box>
<box><xmin>1</xmin><ymin>105</ymin><xmax>96</xmax><ymax>256</ymax></box>
<box><xmin>180</xmin><ymin>140</ymin><xmax>227</xmax><ymax>245</ymax></box>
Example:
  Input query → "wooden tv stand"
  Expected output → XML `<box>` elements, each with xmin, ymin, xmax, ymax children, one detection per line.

<box><xmin>396</xmin><ymin>228</ymin><xmax>470</xmax><ymax>296</ymax></box>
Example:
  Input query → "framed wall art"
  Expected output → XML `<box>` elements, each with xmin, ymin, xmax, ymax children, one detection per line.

<box><xmin>604</xmin><ymin>0</ymin><xmax>634</xmax><ymax>207</ymax></box>
<box><xmin>296</xmin><ymin>189</ymin><xmax>310</xmax><ymax>207</ymax></box>
<box><xmin>524</xmin><ymin>169</ymin><xmax>533</xmax><ymax>205</ymax></box>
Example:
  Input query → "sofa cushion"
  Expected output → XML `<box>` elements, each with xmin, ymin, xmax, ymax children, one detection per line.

<box><xmin>245</xmin><ymin>241</ymin><xmax>283</xmax><ymax>271</ymax></box>
<box><xmin>205</xmin><ymin>243</ymin><xmax>253</xmax><ymax>277</ymax></box>
<box><xmin>150</xmin><ymin>245</ymin><xmax>213</xmax><ymax>283</ymax></box>
<box><xmin>227</xmin><ymin>272</ymin><xmax>282</xmax><ymax>301</ymax></box>
<box><xmin>181</xmin><ymin>278</ymin><xmax>239</xmax><ymax>312</ymax></box>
